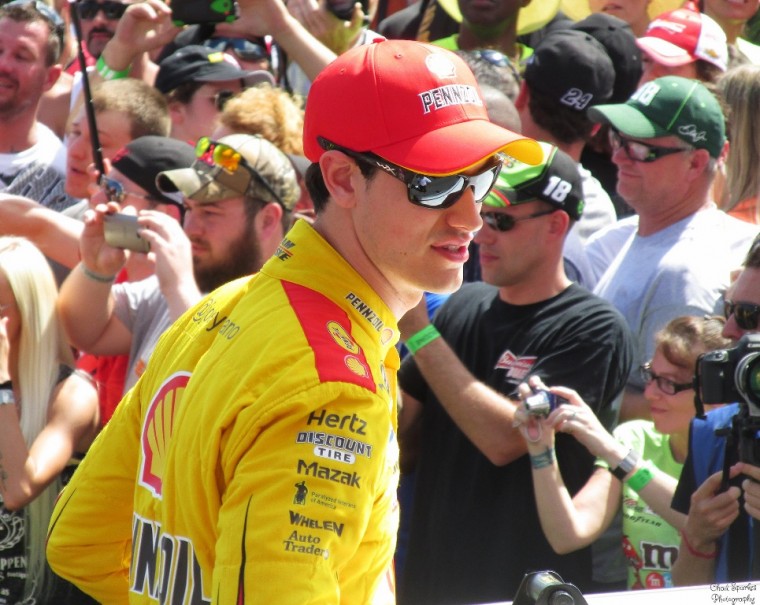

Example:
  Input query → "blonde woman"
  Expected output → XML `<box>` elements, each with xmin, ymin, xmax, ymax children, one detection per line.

<box><xmin>0</xmin><ymin>237</ymin><xmax>99</xmax><ymax>603</ymax></box>
<box><xmin>718</xmin><ymin>64</ymin><xmax>760</xmax><ymax>224</ymax></box>
<box><xmin>515</xmin><ymin>316</ymin><xmax>730</xmax><ymax>590</ymax></box>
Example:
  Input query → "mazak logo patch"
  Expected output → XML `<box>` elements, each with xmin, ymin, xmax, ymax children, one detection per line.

<box><xmin>139</xmin><ymin>372</ymin><xmax>191</xmax><ymax>499</ymax></box>
<box><xmin>494</xmin><ymin>351</ymin><xmax>536</xmax><ymax>381</ymax></box>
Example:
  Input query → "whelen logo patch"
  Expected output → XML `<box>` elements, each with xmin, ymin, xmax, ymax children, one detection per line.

<box><xmin>139</xmin><ymin>372</ymin><xmax>191</xmax><ymax>499</ymax></box>
<box><xmin>494</xmin><ymin>351</ymin><xmax>536</xmax><ymax>382</ymax></box>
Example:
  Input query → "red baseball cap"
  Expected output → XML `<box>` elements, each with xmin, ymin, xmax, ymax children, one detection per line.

<box><xmin>303</xmin><ymin>39</ymin><xmax>541</xmax><ymax>176</ymax></box>
<box><xmin>636</xmin><ymin>7</ymin><xmax>728</xmax><ymax>71</ymax></box>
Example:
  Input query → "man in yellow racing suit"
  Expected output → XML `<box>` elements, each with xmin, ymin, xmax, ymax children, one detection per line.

<box><xmin>46</xmin><ymin>34</ymin><xmax>540</xmax><ymax>604</ymax></box>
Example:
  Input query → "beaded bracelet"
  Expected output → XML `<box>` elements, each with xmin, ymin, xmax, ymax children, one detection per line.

<box><xmin>530</xmin><ymin>447</ymin><xmax>555</xmax><ymax>469</ymax></box>
<box><xmin>626</xmin><ymin>460</ymin><xmax>655</xmax><ymax>493</ymax></box>
<box><xmin>80</xmin><ymin>263</ymin><xmax>117</xmax><ymax>284</ymax></box>
<box><xmin>96</xmin><ymin>55</ymin><xmax>130</xmax><ymax>81</ymax></box>
<box><xmin>406</xmin><ymin>324</ymin><xmax>441</xmax><ymax>355</ymax></box>
<box><xmin>680</xmin><ymin>530</ymin><xmax>717</xmax><ymax>559</ymax></box>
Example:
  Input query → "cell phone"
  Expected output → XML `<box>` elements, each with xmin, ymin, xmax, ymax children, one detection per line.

<box><xmin>171</xmin><ymin>0</ymin><xmax>240</xmax><ymax>26</ymax></box>
<box><xmin>103</xmin><ymin>213</ymin><xmax>150</xmax><ymax>254</ymax></box>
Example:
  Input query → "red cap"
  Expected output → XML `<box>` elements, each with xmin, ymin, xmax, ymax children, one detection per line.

<box><xmin>303</xmin><ymin>39</ymin><xmax>541</xmax><ymax>176</ymax></box>
<box><xmin>636</xmin><ymin>7</ymin><xmax>728</xmax><ymax>71</ymax></box>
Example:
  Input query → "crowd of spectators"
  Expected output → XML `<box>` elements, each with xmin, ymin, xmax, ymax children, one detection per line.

<box><xmin>0</xmin><ymin>0</ymin><xmax>759</xmax><ymax>602</ymax></box>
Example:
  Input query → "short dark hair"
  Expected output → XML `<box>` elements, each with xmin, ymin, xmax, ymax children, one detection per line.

<box><xmin>527</xmin><ymin>85</ymin><xmax>595</xmax><ymax>145</ymax></box>
<box><xmin>0</xmin><ymin>2</ymin><xmax>62</xmax><ymax>65</ymax></box>
<box><xmin>164</xmin><ymin>80</ymin><xmax>205</xmax><ymax>105</ymax></box>
<box><xmin>744</xmin><ymin>233</ymin><xmax>760</xmax><ymax>268</ymax></box>
<box><xmin>305</xmin><ymin>156</ymin><xmax>377</xmax><ymax>213</ymax></box>
<box><xmin>696</xmin><ymin>60</ymin><xmax>725</xmax><ymax>85</ymax></box>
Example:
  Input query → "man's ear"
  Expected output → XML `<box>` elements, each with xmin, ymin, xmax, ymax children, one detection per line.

<box><xmin>319</xmin><ymin>150</ymin><xmax>362</xmax><ymax>209</ymax></box>
<box><xmin>546</xmin><ymin>207</ymin><xmax>570</xmax><ymax>239</ymax></box>
<box><xmin>687</xmin><ymin>148</ymin><xmax>711</xmax><ymax>178</ymax></box>
<box><xmin>43</xmin><ymin>63</ymin><xmax>63</xmax><ymax>93</ymax></box>
<box><xmin>254</xmin><ymin>201</ymin><xmax>284</xmax><ymax>238</ymax></box>
<box><xmin>514</xmin><ymin>80</ymin><xmax>529</xmax><ymax>111</ymax></box>
<box><xmin>718</xmin><ymin>139</ymin><xmax>730</xmax><ymax>165</ymax></box>
<box><xmin>167</xmin><ymin>101</ymin><xmax>186</xmax><ymax>128</ymax></box>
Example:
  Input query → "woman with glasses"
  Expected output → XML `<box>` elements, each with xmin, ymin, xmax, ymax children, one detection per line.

<box><xmin>0</xmin><ymin>237</ymin><xmax>100</xmax><ymax>604</ymax></box>
<box><xmin>514</xmin><ymin>315</ymin><xmax>730</xmax><ymax>590</ymax></box>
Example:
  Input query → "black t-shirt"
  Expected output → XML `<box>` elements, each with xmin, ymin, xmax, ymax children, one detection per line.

<box><xmin>398</xmin><ymin>282</ymin><xmax>634</xmax><ymax>605</ymax></box>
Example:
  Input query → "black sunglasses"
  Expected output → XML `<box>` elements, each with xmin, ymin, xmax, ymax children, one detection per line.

<box><xmin>724</xmin><ymin>300</ymin><xmax>760</xmax><ymax>331</ymax></box>
<box><xmin>77</xmin><ymin>0</ymin><xmax>127</xmax><ymax>20</ymax></box>
<box><xmin>480</xmin><ymin>208</ymin><xmax>556</xmax><ymax>232</ymax></box>
<box><xmin>318</xmin><ymin>137</ymin><xmax>503</xmax><ymax>209</ymax></box>
<box><xmin>203</xmin><ymin>37</ymin><xmax>269</xmax><ymax>62</ymax></box>
<box><xmin>640</xmin><ymin>362</ymin><xmax>693</xmax><ymax>396</ymax></box>
<box><xmin>609</xmin><ymin>129</ymin><xmax>691</xmax><ymax>163</ymax></box>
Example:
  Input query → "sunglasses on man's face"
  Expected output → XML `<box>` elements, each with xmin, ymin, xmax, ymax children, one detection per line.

<box><xmin>480</xmin><ymin>208</ymin><xmax>556</xmax><ymax>232</ymax></box>
<box><xmin>203</xmin><ymin>37</ymin><xmax>269</xmax><ymax>63</ymax></box>
<box><xmin>724</xmin><ymin>299</ymin><xmax>760</xmax><ymax>331</ymax></box>
<box><xmin>99</xmin><ymin>175</ymin><xmax>156</xmax><ymax>205</ymax></box>
<box><xmin>608</xmin><ymin>129</ymin><xmax>692</xmax><ymax>163</ymax></box>
<box><xmin>318</xmin><ymin>137</ymin><xmax>503</xmax><ymax>209</ymax></box>
<box><xmin>77</xmin><ymin>0</ymin><xmax>127</xmax><ymax>20</ymax></box>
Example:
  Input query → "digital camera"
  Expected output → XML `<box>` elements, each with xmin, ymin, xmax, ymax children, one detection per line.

<box><xmin>103</xmin><ymin>213</ymin><xmax>150</xmax><ymax>254</ymax></box>
<box><xmin>524</xmin><ymin>389</ymin><xmax>563</xmax><ymax>417</ymax></box>
<box><xmin>697</xmin><ymin>334</ymin><xmax>760</xmax><ymax>413</ymax></box>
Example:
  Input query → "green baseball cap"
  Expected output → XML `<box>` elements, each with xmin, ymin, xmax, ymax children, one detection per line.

<box><xmin>483</xmin><ymin>142</ymin><xmax>585</xmax><ymax>220</ymax></box>
<box><xmin>587</xmin><ymin>75</ymin><xmax>725</xmax><ymax>158</ymax></box>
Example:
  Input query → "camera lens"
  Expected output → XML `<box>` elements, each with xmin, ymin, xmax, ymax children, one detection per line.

<box><xmin>736</xmin><ymin>352</ymin><xmax>760</xmax><ymax>409</ymax></box>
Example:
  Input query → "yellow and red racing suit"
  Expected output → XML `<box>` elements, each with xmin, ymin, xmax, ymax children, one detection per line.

<box><xmin>47</xmin><ymin>220</ymin><xmax>400</xmax><ymax>604</ymax></box>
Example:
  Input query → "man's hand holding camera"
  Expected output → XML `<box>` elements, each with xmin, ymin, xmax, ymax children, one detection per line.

<box><xmin>131</xmin><ymin>210</ymin><xmax>201</xmax><ymax>317</ymax></box>
<box><xmin>80</xmin><ymin>202</ymin><xmax>133</xmax><ymax>281</ymax></box>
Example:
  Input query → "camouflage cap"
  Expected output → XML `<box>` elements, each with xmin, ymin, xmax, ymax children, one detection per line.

<box><xmin>156</xmin><ymin>134</ymin><xmax>300</xmax><ymax>210</ymax></box>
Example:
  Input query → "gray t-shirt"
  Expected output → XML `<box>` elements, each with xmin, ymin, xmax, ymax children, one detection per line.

<box><xmin>112</xmin><ymin>276</ymin><xmax>170</xmax><ymax>393</ymax></box>
<box><xmin>593</xmin><ymin>206</ymin><xmax>757</xmax><ymax>390</ymax></box>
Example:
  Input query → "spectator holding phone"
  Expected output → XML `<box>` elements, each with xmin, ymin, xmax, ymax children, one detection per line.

<box><xmin>514</xmin><ymin>315</ymin><xmax>730</xmax><ymax>590</ymax></box>
<box><xmin>58</xmin><ymin>134</ymin><xmax>299</xmax><ymax>394</ymax></box>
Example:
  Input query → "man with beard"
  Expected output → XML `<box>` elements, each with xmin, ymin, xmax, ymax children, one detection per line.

<box><xmin>58</xmin><ymin>133</ymin><xmax>299</xmax><ymax>396</ymax></box>
<box><xmin>0</xmin><ymin>2</ymin><xmax>77</xmax><ymax>210</ymax></box>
